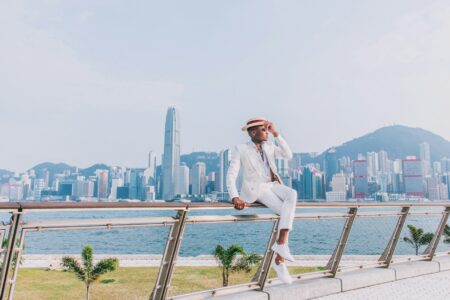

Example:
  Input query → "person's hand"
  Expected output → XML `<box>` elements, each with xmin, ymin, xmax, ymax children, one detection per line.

<box><xmin>232</xmin><ymin>197</ymin><xmax>246</xmax><ymax>210</ymax></box>
<box><xmin>265</xmin><ymin>121</ymin><xmax>279</xmax><ymax>137</ymax></box>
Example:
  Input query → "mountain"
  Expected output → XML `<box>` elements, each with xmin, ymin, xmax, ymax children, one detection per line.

<box><xmin>31</xmin><ymin>162</ymin><xmax>76</xmax><ymax>174</ymax></box>
<box><xmin>30</xmin><ymin>162</ymin><xmax>76</xmax><ymax>183</ymax></box>
<box><xmin>0</xmin><ymin>169</ymin><xmax>13</xmax><ymax>183</ymax></box>
<box><xmin>79</xmin><ymin>164</ymin><xmax>110</xmax><ymax>177</ymax></box>
<box><xmin>181</xmin><ymin>152</ymin><xmax>219</xmax><ymax>174</ymax></box>
<box><xmin>0</xmin><ymin>168</ymin><xmax>12</xmax><ymax>176</ymax></box>
<box><xmin>30</xmin><ymin>162</ymin><xmax>111</xmax><ymax>177</ymax></box>
<box><xmin>316</xmin><ymin>125</ymin><xmax>450</xmax><ymax>162</ymax></box>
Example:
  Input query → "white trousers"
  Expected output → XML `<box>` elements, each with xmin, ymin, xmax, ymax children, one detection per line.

<box><xmin>257</xmin><ymin>182</ymin><xmax>297</xmax><ymax>231</ymax></box>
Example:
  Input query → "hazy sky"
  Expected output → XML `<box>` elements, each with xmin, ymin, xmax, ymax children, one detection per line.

<box><xmin>2</xmin><ymin>1</ymin><xmax>450</xmax><ymax>172</ymax></box>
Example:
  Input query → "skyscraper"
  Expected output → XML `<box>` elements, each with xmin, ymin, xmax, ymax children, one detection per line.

<box><xmin>96</xmin><ymin>170</ymin><xmax>109</xmax><ymax>199</ymax></box>
<box><xmin>353</xmin><ymin>160</ymin><xmax>368</xmax><ymax>199</ymax></box>
<box><xmin>324</xmin><ymin>148</ymin><xmax>338</xmax><ymax>191</ymax></box>
<box><xmin>176</xmin><ymin>164</ymin><xmax>190</xmax><ymax>195</ymax></box>
<box><xmin>191</xmin><ymin>162</ymin><xmax>206</xmax><ymax>196</ymax></box>
<box><xmin>366</xmin><ymin>152</ymin><xmax>379</xmax><ymax>178</ymax></box>
<box><xmin>420</xmin><ymin>142</ymin><xmax>431</xmax><ymax>177</ymax></box>
<box><xmin>378</xmin><ymin>151</ymin><xmax>389</xmax><ymax>173</ymax></box>
<box><xmin>162</xmin><ymin>107</ymin><xmax>181</xmax><ymax>200</ymax></box>
<box><xmin>403</xmin><ymin>156</ymin><xmax>424</xmax><ymax>197</ymax></box>
<box><xmin>148</xmin><ymin>151</ymin><xmax>157</xmax><ymax>178</ymax></box>
<box><xmin>217</xmin><ymin>149</ymin><xmax>231</xmax><ymax>193</ymax></box>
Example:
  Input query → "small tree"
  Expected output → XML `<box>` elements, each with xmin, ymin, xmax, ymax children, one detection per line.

<box><xmin>403</xmin><ymin>224</ymin><xmax>434</xmax><ymax>255</ymax></box>
<box><xmin>443</xmin><ymin>224</ymin><xmax>450</xmax><ymax>244</ymax></box>
<box><xmin>62</xmin><ymin>245</ymin><xmax>118</xmax><ymax>300</ymax></box>
<box><xmin>213</xmin><ymin>244</ymin><xmax>262</xmax><ymax>287</ymax></box>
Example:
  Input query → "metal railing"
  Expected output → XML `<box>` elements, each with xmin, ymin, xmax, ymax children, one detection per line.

<box><xmin>0</xmin><ymin>201</ymin><xmax>449</xmax><ymax>300</ymax></box>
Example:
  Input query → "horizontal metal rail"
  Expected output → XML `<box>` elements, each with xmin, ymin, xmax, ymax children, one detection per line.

<box><xmin>0</xmin><ymin>201</ymin><xmax>448</xmax><ymax>212</ymax></box>
<box><xmin>19</xmin><ymin>210</ymin><xmax>444</xmax><ymax>232</ymax></box>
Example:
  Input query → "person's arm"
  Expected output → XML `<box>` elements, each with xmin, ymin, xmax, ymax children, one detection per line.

<box><xmin>266</xmin><ymin>122</ymin><xmax>293</xmax><ymax>160</ymax></box>
<box><xmin>226</xmin><ymin>146</ymin><xmax>246</xmax><ymax>210</ymax></box>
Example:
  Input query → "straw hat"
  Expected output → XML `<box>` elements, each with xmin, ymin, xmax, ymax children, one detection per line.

<box><xmin>241</xmin><ymin>117</ymin><xmax>268</xmax><ymax>131</ymax></box>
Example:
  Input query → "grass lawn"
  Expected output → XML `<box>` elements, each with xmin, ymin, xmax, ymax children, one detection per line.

<box><xmin>12</xmin><ymin>266</ymin><xmax>321</xmax><ymax>300</ymax></box>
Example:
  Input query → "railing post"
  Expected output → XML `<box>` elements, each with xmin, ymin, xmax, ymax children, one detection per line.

<box><xmin>379</xmin><ymin>206</ymin><xmax>410</xmax><ymax>267</ymax></box>
<box><xmin>0</xmin><ymin>211</ymin><xmax>22</xmax><ymax>299</ymax></box>
<box><xmin>7</xmin><ymin>228</ymin><xmax>26</xmax><ymax>300</ymax></box>
<box><xmin>252</xmin><ymin>219</ymin><xmax>279</xmax><ymax>290</ymax></box>
<box><xmin>150</xmin><ymin>209</ymin><xmax>188</xmax><ymax>300</ymax></box>
<box><xmin>423</xmin><ymin>206</ymin><xmax>450</xmax><ymax>260</ymax></box>
<box><xmin>326</xmin><ymin>207</ymin><xmax>358</xmax><ymax>277</ymax></box>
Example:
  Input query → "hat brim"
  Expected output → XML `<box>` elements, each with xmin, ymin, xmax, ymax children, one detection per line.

<box><xmin>241</xmin><ymin>121</ymin><xmax>266</xmax><ymax>131</ymax></box>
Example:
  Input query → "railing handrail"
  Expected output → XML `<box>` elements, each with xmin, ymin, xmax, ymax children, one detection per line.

<box><xmin>0</xmin><ymin>201</ymin><xmax>449</xmax><ymax>211</ymax></box>
<box><xmin>1</xmin><ymin>201</ymin><xmax>450</xmax><ymax>299</ymax></box>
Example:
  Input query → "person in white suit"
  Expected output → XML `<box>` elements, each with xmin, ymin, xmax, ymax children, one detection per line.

<box><xmin>226</xmin><ymin>117</ymin><xmax>297</xmax><ymax>284</ymax></box>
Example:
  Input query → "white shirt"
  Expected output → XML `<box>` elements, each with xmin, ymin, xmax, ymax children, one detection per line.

<box><xmin>250</xmin><ymin>142</ymin><xmax>272</xmax><ymax>183</ymax></box>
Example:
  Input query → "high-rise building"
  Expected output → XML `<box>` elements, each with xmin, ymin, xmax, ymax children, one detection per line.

<box><xmin>217</xmin><ymin>149</ymin><xmax>231</xmax><ymax>193</ymax></box>
<box><xmin>378</xmin><ymin>151</ymin><xmax>389</xmax><ymax>173</ymax></box>
<box><xmin>148</xmin><ymin>150</ymin><xmax>157</xmax><ymax>170</ymax></box>
<box><xmin>33</xmin><ymin>179</ymin><xmax>45</xmax><ymax>200</ymax></box>
<box><xmin>420</xmin><ymin>142</ymin><xmax>431</xmax><ymax>177</ymax></box>
<box><xmin>426</xmin><ymin>176</ymin><xmax>449</xmax><ymax>200</ymax></box>
<box><xmin>289</xmin><ymin>153</ymin><xmax>302</xmax><ymax>174</ymax></box>
<box><xmin>96</xmin><ymin>170</ymin><xmax>109</xmax><ymax>199</ymax></box>
<box><xmin>206</xmin><ymin>172</ymin><xmax>216</xmax><ymax>194</ymax></box>
<box><xmin>276</xmin><ymin>158</ymin><xmax>290</xmax><ymax>177</ymax></box>
<box><xmin>402</xmin><ymin>156</ymin><xmax>424</xmax><ymax>197</ymax></box>
<box><xmin>367</xmin><ymin>152</ymin><xmax>379</xmax><ymax>178</ymax></box>
<box><xmin>299</xmin><ymin>165</ymin><xmax>325</xmax><ymax>200</ymax></box>
<box><xmin>433</xmin><ymin>161</ymin><xmax>442</xmax><ymax>175</ymax></box>
<box><xmin>191</xmin><ymin>162</ymin><xmax>206</xmax><ymax>196</ymax></box>
<box><xmin>109</xmin><ymin>178</ymin><xmax>123</xmax><ymax>200</ymax></box>
<box><xmin>276</xmin><ymin>157</ymin><xmax>292</xmax><ymax>187</ymax></box>
<box><xmin>162</xmin><ymin>107</ymin><xmax>181</xmax><ymax>200</ymax></box>
<box><xmin>441</xmin><ymin>158</ymin><xmax>450</xmax><ymax>174</ymax></box>
<box><xmin>326</xmin><ymin>172</ymin><xmax>347</xmax><ymax>202</ymax></box>
<box><xmin>73</xmin><ymin>176</ymin><xmax>95</xmax><ymax>200</ymax></box>
<box><xmin>331</xmin><ymin>173</ymin><xmax>346</xmax><ymax>193</ymax></box>
<box><xmin>176</xmin><ymin>165</ymin><xmax>190</xmax><ymax>195</ymax></box>
<box><xmin>353</xmin><ymin>160</ymin><xmax>368</xmax><ymax>199</ymax></box>
<box><xmin>324</xmin><ymin>148</ymin><xmax>338</xmax><ymax>191</ymax></box>
<box><xmin>42</xmin><ymin>168</ymin><xmax>50</xmax><ymax>188</ymax></box>
<box><xmin>127</xmin><ymin>168</ymin><xmax>143</xmax><ymax>200</ymax></box>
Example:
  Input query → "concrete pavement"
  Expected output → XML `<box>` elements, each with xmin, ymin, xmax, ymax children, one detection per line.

<box><xmin>316</xmin><ymin>270</ymin><xmax>450</xmax><ymax>300</ymax></box>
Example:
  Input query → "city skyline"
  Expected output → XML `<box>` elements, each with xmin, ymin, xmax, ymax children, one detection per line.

<box><xmin>2</xmin><ymin>1</ymin><xmax>450</xmax><ymax>171</ymax></box>
<box><xmin>2</xmin><ymin>126</ymin><xmax>450</xmax><ymax>202</ymax></box>
<box><xmin>1</xmin><ymin>122</ymin><xmax>450</xmax><ymax>174</ymax></box>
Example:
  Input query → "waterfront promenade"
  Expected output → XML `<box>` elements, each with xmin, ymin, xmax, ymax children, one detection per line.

<box><xmin>317</xmin><ymin>270</ymin><xmax>450</xmax><ymax>300</ymax></box>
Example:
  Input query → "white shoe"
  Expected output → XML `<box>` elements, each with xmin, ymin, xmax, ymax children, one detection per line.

<box><xmin>272</xmin><ymin>261</ymin><xmax>292</xmax><ymax>284</ymax></box>
<box><xmin>271</xmin><ymin>243</ymin><xmax>295</xmax><ymax>262</ymax></box>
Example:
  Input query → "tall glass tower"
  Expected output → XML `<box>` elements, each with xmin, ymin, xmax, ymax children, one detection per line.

<box><xmin>162</xmin><ymin>107</ymin><xmax>180</xmax><ymax>200</ymax></box>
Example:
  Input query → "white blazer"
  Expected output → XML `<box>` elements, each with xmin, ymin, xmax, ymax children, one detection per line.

<box><xmin>226</xmin><ymin>135</ymin><xmax>293</xmax><ymax>203</ymax></box>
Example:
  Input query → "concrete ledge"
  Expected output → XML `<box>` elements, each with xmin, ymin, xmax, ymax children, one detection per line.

<box><xmin>336</xmin><ymin>268</ymin><xmax>396</xmax><ymax>291</ymax></box>
<box><xmin>265</xmin><ymin>278</ymin><xmax>341</xmax><ymax>300</ymax></box>
<box><xmin>390</xmin><ymin>261</ymin><xmax>440</xmax><ymax>280</ymax></box>
<box><xmin>434</xmin><ymin>256</ymin><xmax>450</xmax><ymax>271</ymax></box>
<box><xmin>205</xmin><ymin>259</ymin><xmax>450</xmax><ymax>299</ymax></box>
<box><xmin>211</xmin><ymin>291</ymin><xmax>268</xmax><ymax>300</ymax></box>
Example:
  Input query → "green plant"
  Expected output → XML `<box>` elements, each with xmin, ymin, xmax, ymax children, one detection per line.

<box><xmin>1</xmin><ymin>237</ymin><xmax>25</xmax><ymax>267</ymax></box>
<box><xmin>403</xmin><ymin>224</ymin><xmax>434</xmax><ymax>255</ymax></box>
<box><xmin>213</xmin><ymin>244</ymin><xmax>262</xmax><ymax>286</ymax></box>
<box><xmin>62</xmin><ymin>245</ymin><xmax>118</xmax><ymax>300</ymax></box>
<box><xmin>444</xmin><ymin>224</ymin><xmax>450</xmax><ymax>244</ymax></box>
